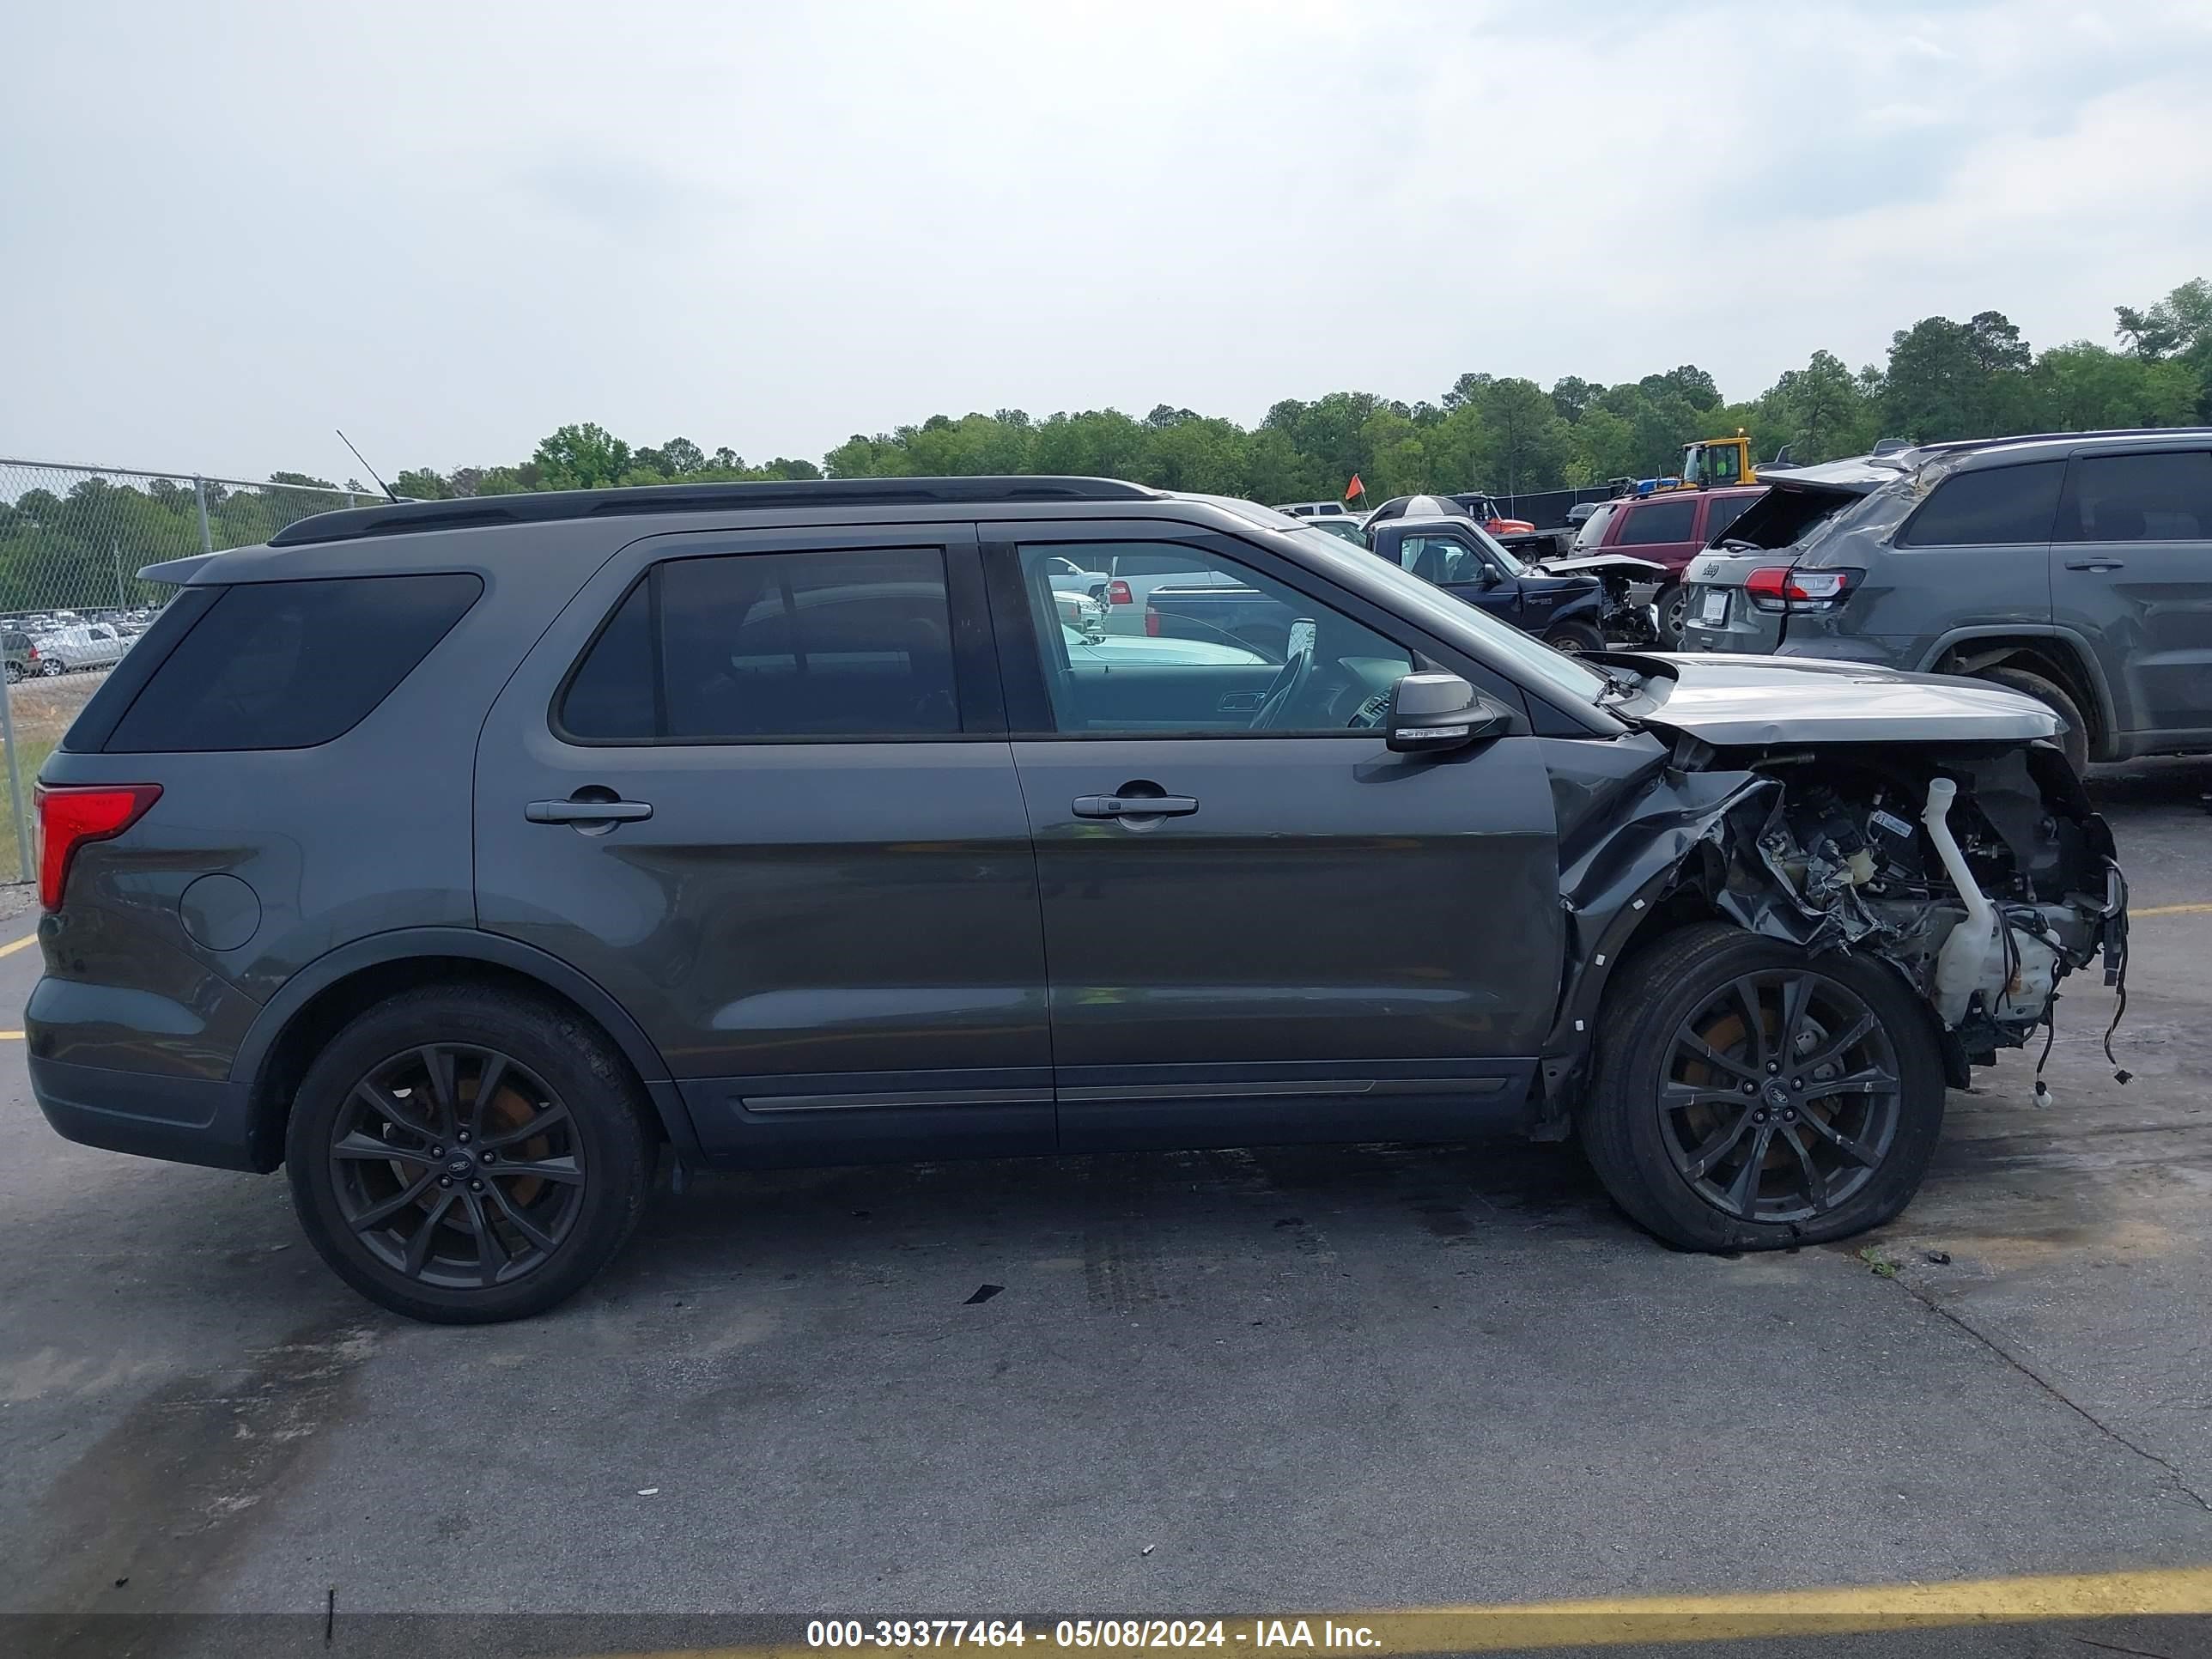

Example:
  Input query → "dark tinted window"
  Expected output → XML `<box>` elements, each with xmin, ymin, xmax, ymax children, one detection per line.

<box><xmin>559</xmin><ymin>548</ymin><xmax>960</xmax><ymax>742</ymax></box>
<box><xmin>104</xmin><ymin>574</ymin><xmax>481</xmax><ymax>753</ymax></box>
<box><xmin>559</xmin><ymin>580</ymin><xmax>656</xmax><ymax>740</ymax></box>
<box><xmin>1899</xmin><ymin>460</ymin><xmax>2064</xmax><ymax>547</ymax></box>
<box><xmin>1703</xmin><ymin>495</ymin><xmax>1757</xmax><ymax>544</ymax></box>
<box><xmin>1615</xmin><ymin>498</ymin><xmax>1698</xmax><ymax>545</ymax></box>
<box><xmin>2063</xmin><ymin>450</ymin><xmax>2212</xmax><ymax>542</ymax></box>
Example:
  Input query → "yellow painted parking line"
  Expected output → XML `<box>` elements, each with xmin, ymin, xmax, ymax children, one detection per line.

<box><xmin>2136</xmin><ymin>902</ymin><xmax>2212</xmax><ymax>917</ymax></box>
<box><xmin>0</xmin><ymin>932</ymin><xmax>36</xmax><ymax>958</ymax></box>
<box><xmin>0</xmin><ymin>1030</ymin><xmax>19</xmax><ymax>1040</ymax></box>
<box><xmin>611</xmin><ymin>1566</ymin><xmax>2212</xmax><ymax>1658</ymax></box>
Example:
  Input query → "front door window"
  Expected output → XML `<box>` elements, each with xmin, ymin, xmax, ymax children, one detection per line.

<box><xmin>1015</xmin><ymin>543</ymin><xmax>1412</xmax><ymax>736</ymax></box>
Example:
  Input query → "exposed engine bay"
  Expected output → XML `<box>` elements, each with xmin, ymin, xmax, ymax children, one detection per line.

<box><xmin>1536</xmin><ymin>552</ymin><xmax>1668</xmax><ymax>646</ymax></box>
<box><xmin>1742</xmin><ymin>745</ymin><xmax>2126</xmax><ymax>1068</ymax></box>
<box><xmin>1541</xmin><ymin>730</ymin><xmax>2129</xmax><ymax>1120</ymax></box>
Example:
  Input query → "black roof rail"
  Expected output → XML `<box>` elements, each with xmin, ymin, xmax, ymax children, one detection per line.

<box><xmin>265</xmin><ymin>475</ymin><xmax>1163</xmax><ymax>547</ymax></box>
<box><xmin>1907</xmin><ymin>426</ymin><xmax>2212</xmax><ymax>459</ymax></box>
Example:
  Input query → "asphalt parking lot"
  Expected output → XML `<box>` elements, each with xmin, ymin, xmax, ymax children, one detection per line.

<box><xmin>3</xmin><ymin>758</ymin><xmax>2210</xmax><ymax>1659</ymax></box>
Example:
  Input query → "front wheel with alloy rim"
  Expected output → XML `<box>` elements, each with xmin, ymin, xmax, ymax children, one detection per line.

<box><xmin>1543</xmin><ymin>619</ymin><xmax>1605</xmax><ymax>655</ymax></box>
<box><xmin>1578</xmin><ymin>923</ymin><xmax>1944</xmax><ymax>1250</ymax></box>
<box><xmin>286</xmin><ymin>985</ymin><xmax>655</xmax><ymax>1322</ymax></box>
<box><xmin>1653</xmin><ymin>581</ymin><xmax>1691</xmax><ymax>647</ymax></box>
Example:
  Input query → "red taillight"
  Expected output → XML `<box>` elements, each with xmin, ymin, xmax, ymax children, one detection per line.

<box><xmin>1144</xmin><ymin>606</ymin><xmax>1163</xmax><ymax>637</ymax></box>
<box><xmin>1107</xmin><ymin>579</ymin><xmax>1133</xmax><ymax>606</ymax></box>
<box><xmin>34</xmin><ymin>783</ymin><xmax>161</xmax><ymax>910</ymax></box>
<box><xmin>25</xmin><ymin>645</ymin><xmax>38</xmax><ymax>659</ymax></box>
<box><xmin>1744</xmin><ymin>565</ymin><xmax>1858</xmax><ymax>609</ymax></box>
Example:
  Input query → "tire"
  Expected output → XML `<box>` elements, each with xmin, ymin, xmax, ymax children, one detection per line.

<box><xmin>40</xmin><ymin>659</ymin><xmax>63</xmax><ymax>677</ymax></box>
<box><xmin>1653</xmin><ymin>582</ymin><xmax>1690</xmax><ymax>647</ymax></box>
<box><xmin>1979</xmin><ymin>665</ymin><xmax>2089</xmax><ymax>775</ymax></box>
<box><xmin>1543</xmin><ymin>618</ymin><xmax>1605</xmax><ymax>655</ymax></box>
<box><xmin>286</xmin><ymin>984</ymin><xmax>656</xmax><ymax>1323</ymax></box>
<box><xmin>1579</xmin><ymin>923</ymin><xmax>1945</xmax><ymax>1251</ymax></box>
<box><xmin>3</xmin><ymin>662</ymin><xmax>19</xmax><ymax>684</ymax></box>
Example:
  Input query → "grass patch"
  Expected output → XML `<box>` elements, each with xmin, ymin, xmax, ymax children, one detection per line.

<box><xmin>0</xmin><ymin>734</ymin><xmax>57</xmax><ymax>886</ymax></box>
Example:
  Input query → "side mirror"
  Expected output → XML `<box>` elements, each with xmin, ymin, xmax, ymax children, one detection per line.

<box><xmin>1385</xmin><ymin>672</ymin><xmax>1510</xmax><ymax>754</ymax></box>
<box><xmin>1476</xmin><ymin>566</ymin><xmax>1503</xmax><ymax>589</ymax></box>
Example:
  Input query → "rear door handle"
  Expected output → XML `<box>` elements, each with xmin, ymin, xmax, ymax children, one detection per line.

<box><xmin>526</xmin><ymin>799</ymin><xmax>654</xmax><ymax>824</ymax></box>
<box><xmin>2064</xmin><ymin>559</ymin><xmax>2125</xmax><ymax>572</ymax></box>
<box><xmin>1073</xmin><ymin>794</ymin><xmax>1199</xmax><ymax>819</ymax></box>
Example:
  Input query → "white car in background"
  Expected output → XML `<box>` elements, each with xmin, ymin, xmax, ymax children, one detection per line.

<box><xmin>33</xmin><ymin>623</ymin><xmax>129</xmax><ymax>674</ymax></box>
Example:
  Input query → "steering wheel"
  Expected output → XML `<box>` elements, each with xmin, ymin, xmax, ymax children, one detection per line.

<box><xmin>1249</xmin><ymin>618</ymin><xmax>1318</xmax><ymax>731</ymax></box>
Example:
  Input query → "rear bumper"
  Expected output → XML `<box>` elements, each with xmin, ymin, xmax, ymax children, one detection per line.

<box><xmin>27</xmin><ymin>1053</ymin><xmax>271</xmax><ymax>1173</ymax></box>
<box><xmin>1680</xmin><ymin>589</ymin><xmax>1783</xmax><ymax>653</ymax></box>
<box><xmin>1773</xmin><ymin>634</ymin><xmax>1909</xmax><ymax>665</ymax></box>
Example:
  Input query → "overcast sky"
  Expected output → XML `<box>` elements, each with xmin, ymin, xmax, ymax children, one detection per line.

<box><xmin>5</xmin><ymin>0</ymin><xmax>2209</xmax><ymax>483</ymax></box>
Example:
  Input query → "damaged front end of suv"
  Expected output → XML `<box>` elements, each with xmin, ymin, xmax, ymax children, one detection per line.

<box><xmin>1534</xmin><ymin>652</ymin><xmax>2127</xmax><ymax>1244</ymax></box>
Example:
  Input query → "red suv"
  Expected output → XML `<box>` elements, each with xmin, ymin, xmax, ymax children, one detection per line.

<box><xmin>1569</xmin><ymin>486</ymin><xmax>1764</xmax><ymax>644</ymax></box>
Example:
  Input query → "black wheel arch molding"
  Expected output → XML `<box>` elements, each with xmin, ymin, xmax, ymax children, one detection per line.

<box><xmin>228</xmin><ymin>927</ymin><xmax>699</xmax><ymax>1170</ymax></box>
<box><xmin>1917</xmin><ymin>623</ymin><xmax>2119</xmax><ymax>760</ymax></box>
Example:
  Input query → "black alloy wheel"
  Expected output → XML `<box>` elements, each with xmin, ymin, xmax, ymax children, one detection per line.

<box><xmin>1577</xmin><ymin>923</ymin><xmax>1943</xmax><ymax>1251</ymax></box>
<box><xmin>1658</xmin><ymin>969</ymin><xmax>1902</xmax><ymax>1223</ymax></box>
<box><xmin>330</xmin><ymin>1043</ymin><xmax>586</xmax><ymax>1290</ymax></box>
<box><xmin>288</xmin><ymin>984</ymin><xmax>655</xmax><ymax>1322</ymax></box>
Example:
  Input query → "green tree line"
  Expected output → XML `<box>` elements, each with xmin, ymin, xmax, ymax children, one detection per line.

<box><xmin>4</xmin><ymin>279</ymin><xmax>2207</xmax><ymax>613</ymax></box>
<box><xmin>0</xmin><ymin>473</ymin><xmax>371</xmax><ymax>612</ymax></box>
<box><xmin>392</xmin><ymin>278</ymin><xmax>2209</xmax><ymax>506</ymax></box>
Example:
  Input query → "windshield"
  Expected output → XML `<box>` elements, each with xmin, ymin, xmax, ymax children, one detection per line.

<box><xmin>1271</xmin><ymin>524</ymin><xmax>1614</xmax><ymax>706</ymax></box>
<box><xmin>1304</xmin><ymin>516</ymin><xmax>1369</xmax><ymax>546</ymax></box>
<box><xmin>1464</xmin><ymin>520</ymin><xmax>1528</xmax><ymax>576</ymax></box>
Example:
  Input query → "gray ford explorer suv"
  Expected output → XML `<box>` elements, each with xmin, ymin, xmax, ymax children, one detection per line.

<box><xmin>27</xmin><ymin>477</ymin><xmax>2127</xmax><ymax>1322</ymax></box>
<box><xmin>1681</xmin><ymin>429</ymin><xmax>2212</xmax><ymax>774</ymax></box>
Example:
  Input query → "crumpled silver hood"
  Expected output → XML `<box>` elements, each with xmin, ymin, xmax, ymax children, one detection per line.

<box><xmin>1619</xmin><ymin>652</ymin><xmax>2063</xmax><ymax>746</ymax></box>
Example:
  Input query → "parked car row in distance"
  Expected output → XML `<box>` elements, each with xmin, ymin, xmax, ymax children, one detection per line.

<box><xmin>1</xmin><ymin>620</ymin><xmax>137</xmax><ymax>682</ymax></box>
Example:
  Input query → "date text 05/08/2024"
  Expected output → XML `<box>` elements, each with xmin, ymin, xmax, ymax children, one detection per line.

<box><xmin>805</xmin><ymin>1621</ymin><xmax>1382</xmax><ymax>1652</ymax></box>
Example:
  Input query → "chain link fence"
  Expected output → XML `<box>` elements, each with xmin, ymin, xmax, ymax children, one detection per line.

<box><xmin>0</xmin><ymin>459</ymin><xmax>373</xmax><ymax>884</ymax></box>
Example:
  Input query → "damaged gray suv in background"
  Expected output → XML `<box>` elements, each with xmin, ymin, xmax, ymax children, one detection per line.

<box><xmin>1682</xmin><ymin>428</ymin><xmax>2212</xmax><ymax>774</ymax></box>
<box><xmin>27</xmin><ymin>478</ymin><xmax>2127</xmax><ymax>1322</ymax></box>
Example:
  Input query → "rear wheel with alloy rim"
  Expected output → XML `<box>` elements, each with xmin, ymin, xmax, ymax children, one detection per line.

<box><xmin>1580</xmin><ymin>924</ymin><xmax>1943</xmax><ymax>1249</ymax></box>
<box><xmin>1978</xmin><ymin>665</ymin><xmax>2090</xmax><ymax>775</ymax></box>
<box><xmin>287</xmin><ymin>985</ymin><xmax>654</xmax><ymax>1322</ymax></box>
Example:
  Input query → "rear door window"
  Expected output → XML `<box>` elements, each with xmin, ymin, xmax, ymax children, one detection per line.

<box><xmin>1899</xmin><ymin>461</ymin><xmax>2065</xmax><ymax>547</ymax></box>
<box><xmin>102</xmin><ymin>574</ymin><xmax>482</xmax><ymax>752</ymax></box>
<box><xmin>1615</xmin><ymin>498</ymin><xmax>1698</xmax><ymax>546</ymax></box>
<box><xmin>560</xmin><ymin>547</ymin><xmax>962</xmax><ymax>742</ymax></box>
<box><xmin>2062</xmin><ymin>450</ymin><xmax>2212</xmax><ymax>542</ymax></box>
<box><xmin>1702</xmin><ymin>495</ymin><xmax>1758</xmax><ymax>544</ymax></box>
<box><xmin>1571</xmin><ymin>503</ymin><xmax>1615</xmax><ymax>549</ymax></box>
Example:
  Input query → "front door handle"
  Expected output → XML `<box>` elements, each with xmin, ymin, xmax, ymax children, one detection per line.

<box><xmin>1073</xmin><ymin>793</ymin><xmax>1199</xmax><ymax>819</ymax></box>
<box><xmin>2064</xmin><ymin>559</ymin><xmax>2125</xmax><ymax>572</ymax></box>
<box><xmin>526</xmin><ymin>799</ymin><xmax>654</xmax><ymax>824</ymax></box>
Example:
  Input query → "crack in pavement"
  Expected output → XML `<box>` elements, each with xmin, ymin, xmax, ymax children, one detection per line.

<box><xmin>1886</xmin><ymin>1273</ymin><xmax>2212</xmax><ymax>1515</ymax></box>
